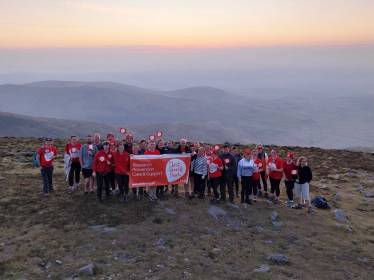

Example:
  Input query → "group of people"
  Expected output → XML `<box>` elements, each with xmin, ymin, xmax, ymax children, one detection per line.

<box><xmin>35</xmin><ymin>132</ymin><xmax>313</xmax><ymax>212</ymax></box>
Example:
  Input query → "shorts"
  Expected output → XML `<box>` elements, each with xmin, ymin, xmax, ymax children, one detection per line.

<box><xmin>295</xmin><ymin>182</ymin><xmax>310</xmax><ymax>201</ymax></box>
<box><xmin>82</xmin><ymin>168</ymin><xmax>93</xmax><ymax>178</ymax></box>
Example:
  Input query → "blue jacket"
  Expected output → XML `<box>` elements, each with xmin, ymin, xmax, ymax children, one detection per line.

<box><xmin>237</xmin><ymin>158</ymin><xmax>255</xmax><ymax>177</ymax></box>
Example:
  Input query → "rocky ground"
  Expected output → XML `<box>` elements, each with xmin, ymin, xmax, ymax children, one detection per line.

<box><xmin>0</xmin><ymin>137</ymin><xmax>374</xmax><ymax>280</ymax></box>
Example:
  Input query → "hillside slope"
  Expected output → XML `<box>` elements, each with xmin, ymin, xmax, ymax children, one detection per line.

<box><xmin>0</xmin><ymin>138</ymin><xmax>373</xmax><ymax>279</ymax></box>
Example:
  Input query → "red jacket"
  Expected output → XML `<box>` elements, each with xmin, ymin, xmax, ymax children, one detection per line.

<box><xmin>208</xmin><ymin>156</ymin><xmax>223</xmax><ymax>178</ymax></box>
<box><xmin>283</xmin><ymin>162</ymin><xmax>297</xmax><ymax>181</ymax></box>
<box><xmin>252</xmin><ymin>158</ymin><xmax>262</xmax><ymax>181</ymax></box>
<box><xmin>113</xmin><ymin>151</ymin><xmax>130</xmax><ymax>175</ymax></box>
<box><xmin>268</xmin><ymin>156</ymin><xmax>284</xmax><ymax>180</ymax></box>
<box><xmin>38</xmin><ymin>146</ymin><xmax>58</xmax><ymax>167</ymax></box>
<box><xmin>93</xmin><ymin>150</ymin><xmax>113</xmax><ymax>173</ymax></box>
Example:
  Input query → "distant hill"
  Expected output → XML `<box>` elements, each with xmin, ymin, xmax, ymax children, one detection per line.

<box><xmin>0</xmin><ymin>80</ymin><xmax>373</xmax><ymax>148</ymax></box>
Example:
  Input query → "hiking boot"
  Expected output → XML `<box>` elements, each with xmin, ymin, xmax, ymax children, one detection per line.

<box><xmin>264</xmin><ymin>192</ymin><xmax>268</xmax><ymax>198</ymax></box>
<box><xmin>258</xmin><ymin>190</ymin><xmax>263</xmax><ymax>197</ymax></box>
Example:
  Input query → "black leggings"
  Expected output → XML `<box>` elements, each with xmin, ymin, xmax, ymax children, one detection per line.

<box><xmin>194</xmin><ymin>174</ymin><xmax>206</xmax><ymax>196</ymax></box>
<box><xmin>270</xmin><ymin>177</ymin><xmax>281</xmax><ymax>197</ymax></box>
<box><xmin>108</xmin><ymin>171</ymin><xmax>116</xmax><ymax>189</ymax></box>
<box><xmin>285</xmin><ymin>180</ymin><xmax>294</xmax><ymax>201</ymax></box>
<box><xmin>69</xmin><ymin>161</ymin><xmax>81</xmax><ymax>186</ymax></box>
<box><xmin>251</xmin><ymin>179</ymin><xmax>260</xmax><ymax>196</ymax></box>
<box><xmin>115</xmin><ymin>174</ymin><xmax>129</xmax><ymax>195</ymax></box>
<box><xmin>220</xmin><ymin>175</ymin><xmax>234</xmax><ymax>202</ymax></box>
<box><xmin>260</xmin><ymin>171</ymin><xmax>268</xmax><ymax>192</ymax></box>
<box><xmin>210</xmin><ymin>177</ymin><xmax>221</xmax><ymax>199</ymax></box>
<box><xmin>96</xmin><ymin>173</ymin><xmax>110</xmax><ymax>200</ymax></box>
<box><xmin>241</xmin><ymin>176</ymin><xmax>251</xmax><ymax>203</ymax></box>
<box><xmin>233</xmin><ymin>175</ymin><xmax>239</xmax><ymax>195</ymax></box>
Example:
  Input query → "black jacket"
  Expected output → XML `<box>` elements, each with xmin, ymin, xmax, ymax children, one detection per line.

<box><xmin>296</xmin><ymin>165</ymin><xmax>312</xmax><ymax>184</ymax></box>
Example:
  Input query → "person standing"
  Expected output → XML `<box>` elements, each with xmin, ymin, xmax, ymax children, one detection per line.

<box><xmin>268</xmin><ymin>149</ymin><xmax>284</xmax><ymax>203</ymax></box>
<box><xmin>92</xmin><ymin>141</ymin><xmax>113</xmax><ymax>202</ymax></box>
<box><xmin>176</xmin><ymin>139</ymin><xmax>192</xmax><ymax>198</ymax></box>
<box><xmin>251</xmin><ymin>149</ymin><xmax>261</xmax><ymax>202</ymax></box>
<box><xmin>283</xmin><ymin>152</ymin><xmax>297</xmax><ymax>207</ymax></box>
<box><xmin>124</xmin><ymin>134</ymin><xmax>134</xmax><ymax>154</ymax></box>
<box><xmin>145</xmin><ymin>141</ymin><xmax>160</xmax><ymax>201</ymax></box>
<box><xmin>207</xmin><ymin>151</ymin><xmax>223</xmax><ymax>202</ymax></box>
<box><xmin>93</xmin><ymin>133</ymin><xmax>103</xmax><ymax>151</ymax></box>
<box><xmin>237</xmin><ymin>149</ymin><xmax>255</xmax><ymax>204</ymax></box>
<box><xmin>193</xmin><ymin>147</ymin><xmax>208</xmax><ymax>199</ymax></box>
<box><xmin>219</xmin><ymin>145</ymin><xmax>236</xmax><ymax>203</ymax></box>
<box><xmin>232</xmin><ymin>146</ymin><xmax>241</xmax><ymax>198</ymax></box>
<box><xmin>256</xmin><ymin>144</ymin><xmax>269</xmax><ymax>198</ymax></box>
<box><xmin>36</xmin><ymin>138</ymin><xmax>58</xmax><ymax>197</ymax></box>
<box><xmin>65</xmin><ymin>136</ymin><xmax>82</xmax><ymax>193</ymax></box>
<box><xmin>80</xmin><ymin>135</ymin><xmax>98</xmax><ymax>194</ymax></box>
<box><xmin>131</xmin><ymin>143</ymin><xmax>145</xmax><ymax>199</ymax></box>
<box><xmin>113</xmin><ymin>142</ymin><xmax>131</xmax><ymax>202</ymax></box>
<box><xmin>294</xmin><ymin>156</ymin><xmax>313</xmax><ymax>213</ymax></box>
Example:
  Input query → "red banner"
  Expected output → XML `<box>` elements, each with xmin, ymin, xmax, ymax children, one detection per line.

<box><xmin>129</xmin><ymin>154</ymin><xmax>191</xmax><ymax>187</ymax></box>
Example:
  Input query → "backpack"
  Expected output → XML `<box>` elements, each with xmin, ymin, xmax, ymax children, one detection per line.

<box><xmin>32</xmin><ymin>150</ymin><xmax>40</xmax><ymax>168</ymax></box>
<box><xmin>311</xmin><ymin>196</ymin><xmax>330</xmax><ymax>209</ymax></box>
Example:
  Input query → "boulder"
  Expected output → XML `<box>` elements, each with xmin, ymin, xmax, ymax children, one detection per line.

<box><xmin>208</xmin><ymin>206</ymin><xmax>227</xmax><ymax>220</ymax></box>
<box><xmin>78</xmin><ymin>263</ymin><xmax>96</xmax><ymax>276</ymax></box>
<box><xmin>333</xmin><ymin>209</ymin><xmax>348</xmax><ymax>223</ymax></box>
<box><xmin>253</xmin><ymin>264</ymin><xmax>270</xmax><ymax>273</ymax></box>
<box><xmin>267</xmin><ymin>254</ymin><xmax>289</xmax><ymax>265</ymax></box>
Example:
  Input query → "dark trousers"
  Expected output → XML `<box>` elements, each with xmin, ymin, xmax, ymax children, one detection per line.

<box><xmin>260</xmin><ymin>171</ymin><xmax>268</xmax><ymax>192</ymax></box>
<box><xmin>108</xmin><ymin>171</ymin><xmax>116</xmax><ymax>189</ymax></box>
<box><xmin>210</xmin><ymin>177</ymin><xmax>221</xmax><ymax>199</ymax></box>
<box><xmin>220</xmin><ymin>175</ymin><xmax>234</xmax><ymax>202</ymax></box>
<box><xmin>233</xmin><ymin>175</ymin><xmax>239</xmax><ymax>195</ymax></box>
<box><xmin>207</xmin><ymin>179</ymin><xmax>213</xmax><ymax>194</ymax></box>
<box><xmin>250</xmin><ymin>178</ymin><xmax>259</xmax><ymax>196</ymax></box>
<box><xmin>41</xmin><ymin>166</ymin><xmax>54</xmax><ymax>193</ymax></box>
<box><xmin>270</xmin><ymin>177</ymin><xmax>281</xmax><ymax>197</ymax></box>
<box><xmin>96</xmin><ymin>172</ymin><xmax>110</xmax><ymax>200</ymax></box>
<box><xmin>285</xmin><ymin>180</ymin><xmax>294</xmax><ymax>201</ymax></box>
<box><xmin>132</xmin><ymin>187</ymin><xmax>144</xmax><ymax>196</ymax></box>
<box><xmin>115</xmin><ymin>174</ymin><xmax>129</xmax><ymax>195</ymax></box>
<box><xmin>156</xmin><ymin>186</ymin><xmax>165</xmax><ymax>197</ymax></box>
<box><xmin>68</xmin><ymin>161</ymin><xmax>81</xmax><ymax>186</ymax></box>
<box><xmin>241</xmin><ymin>176</ymin><xmax>251</xmax><ymax>203</ymax></box>
<box><xmin>194</xmin><ymin>174</ymin><xmax>206</xmax><ymax>196</ymax></box>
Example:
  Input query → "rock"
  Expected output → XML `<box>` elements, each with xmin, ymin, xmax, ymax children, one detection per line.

<box><xmin>0</xmin><ymin>176</ymin><xmax>4</xmax><ymax>181</ymax></box>
<box><xmin>253</xmin><ymin>264</ymin><xmax>270</xmax><ymax>273</ymax></box>
<box><xmin>88</xmin><ymin>225</ymin><xmax>116</xmax><ymax>233</ymax></box>
<box><xmin>364</xmin><ymin>192</ymin><xmax>374</xmax><ymax>198</ymax></box>
<box><xmin>271</xmin><ymin>211</ymin><xmax>279</xmax><ymax>222</ymax></box>
<box><xmin>164</xmin><ymin>208</ymin><xmax>176</xmax><ymax>215</ymax></box>
<box><xmin>357</xmin><ymin>257</ymin><xmax>369</xmax><ymax>263</ymax></box>
<box><xmin>155</xmin><ymin>237</ymin><xmax>167</xmax><ymax>249</ymax></box>
<box><xmin>78</xmin><ymin>263</ymin><xmax>96</xmax><ymax>276</ymax></box>
<box><xmin>335</xmin><ymin>223</ymin><xmax>353</xmax><ymax>232</ymax></box>
<box><xmin>267</xmin><ymin>254</ymin><xmax>289</xmax><ymax>265</ymax></box>
<box><xmin>333</xmin><ymin>192</ymin><xmax>342</xmax><ymax>201</ymax></box>
<box><xmin>227</xmin><ymin>202</ymin><xmax>240</xmax><ymax>209</ymax></box>
<box><xmin>355</xmin><ymin>185</ymin><xmax>364</xmax><ymax>193</ymax></box>
<box><xmin>254</xmin><ymin>226</ymin><xmax>265</xmax><ymax>233</ymax></box>
<box><xmin>55</xmin><ymin>260</ymin><xmax>63</xmax><ymax>265</ymax></box>
<box><xmin>272</xmin><ymin>221</ymin><xmax>283</xmax><ymax>229</ymax></box>
<box><xmin>264</xmin><ymin>240</ymin><xmax>273</xmax><ymax>244</ymax></box>
<box><xmin>208</xmin><ymin>206</ymin><xmax>227</xmax><ymax>220</ymax></box>
<box><xmin>333</xmin><ymin>209</ymin><xmax>348</xmax><ymax>223</ymax></box>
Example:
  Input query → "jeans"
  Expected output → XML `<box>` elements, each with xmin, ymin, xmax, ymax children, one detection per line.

<box><xmin>115</xmin><ymin>174</ymin><xmax>129</xmax><ymax>195</ymax></box>
<box><xmin>220</xmin><ymin>175</ymin><xmax>234</xmax><ymax>202</ymax></box>
<box><xmin>270</xmin><ymin>177</ymin><xmax>281</xmax><ymax>197</ymax></box>
<box><xmin>96</xmin><ymin>172</ymin><xmax>110</xmax><ymax>200</ymax></box>
<box><xmin>41</xmin><ymin>166</ymin><xmax>53</xmax><ymax>193</ymax></box>
<box><xmin>68</xmin><ymin>161</ymin><xmax>81</xmax><ymax>186</ymax></box>
<box><xmin>285</xmin><ymin>180</ymin><xmax>294</xmax><ymax>201</ymax></box>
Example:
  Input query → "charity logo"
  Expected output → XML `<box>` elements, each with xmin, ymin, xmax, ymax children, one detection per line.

<box><xmin>209</xmin><ymin>163</ymin><xmax>218</xmax><ymax>173</ymax></box>
<box><xmin>291</xmin><ymin>170</ymin><xmax>297</xmax><ymax>175</ymax></box>
<box><xmin>225</xmin><ymin>158</ymin><xmax>230</xmax><ymax>164</ymax></box>
<box><xmin>44</xmin><ymin>151</ymin><xmax>54</xmax><ymax>161</ymax></box>
<box><xmin>99</xmin><ymin>156</ymin><xmax>105</xmax><ymax>162</ymax></box>
<box><xmin>165</xmin><ymin>158</ymin><xmax>186</xmax><ymax>183</ymax></box>
<box><xmin>258</xmin><ymin>163</ymin><xmax>263</xmax><ymax>168</ymax></box>
<box><xmin>120</xmin><ymin>128</ymin><xmax>127</xmax><ymax>134</ymax></box>
<box><xmin>156</xmin><ymin>131</ymin><xmax>163</xmax><ymax>137</ymax></box>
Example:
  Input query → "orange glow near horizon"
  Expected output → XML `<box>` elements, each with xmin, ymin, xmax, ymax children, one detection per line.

<box><xmin>1</xmin><ymin>0</ymin><xmax>374</xmax><ymax>49</ymax></box>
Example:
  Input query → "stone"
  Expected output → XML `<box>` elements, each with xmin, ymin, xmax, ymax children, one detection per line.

<box><xmin>333</xmin><ymin>192</ymin><xmax>342</xmax><ymax>201</ymax></box>
<box><xmin>335</xmin><ymin>223</ymin><xmax>353</xmax><ymax>232</ymax></box>
<box><xmin>155</xmin><ymin>237</ymin><xmax>167</xmax><ymax>249</ymax></box>
<box><xmin>88</xmin><ymin>225</ymin><xmax>116</xmax><ymax>233</ymax></box>
<box><xmin>78</xmin><ymin>263</ymin><xmax>96</xmax><ymax>276</ymax></box>
<box><xmin>208</xmin><ymin>206</ymin><xmax>227</xmax><ymax>220</ymax></box>
<box><xmin>164</xmin><ymin>208</ymin><xmax>176</xmax><ymax>215</ymax></box>
<box><xmin>227</xmin><ymin>202</ymin><xmax>240</xmax><ymax>209</ymax></box>
<box><xmin>253</xmin><ymin>264</ymin><xmax>270</xmax><ymax>273</ymax></box>
<box><xmin>267</xmin><ymin>254</ymin><xmax>289</xmax><ymax>265</ymax></box>
<box><xmin>333</xmin><ymin>209</ymin><xmax>348</xmax><ymax>223</ymax></box>
<box><xmin>55</xmin><ymin>260</ymin><xmax>63</xmax><ymax>265</ymax></box>
<box><xmin>364</xmin><ymin>192</ymin><xmax>374</xmax><ymax>198</ymax></box>
<box><xmin>271</xmin><ymin>211</ymin><xmax>279</xmax><ymax>222</ymax></box>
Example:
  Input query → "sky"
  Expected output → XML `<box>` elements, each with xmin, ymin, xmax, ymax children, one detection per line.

<box><xmin>1</xmin><ymin>0</ymin><xmax>374</xmax><ymax>48</ymax></box>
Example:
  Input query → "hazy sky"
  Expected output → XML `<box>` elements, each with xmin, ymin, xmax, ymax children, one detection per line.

<box><xmin>1</xmin><ymin>0</ymin><xmax>374</xmax><ymax>48</ymax></box>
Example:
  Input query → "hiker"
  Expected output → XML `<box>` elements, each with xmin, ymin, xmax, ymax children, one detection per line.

<box><xmin>139</xmin><ymin>139</ymin><xmax>147</xmax><ymax>154</ymax></box>
<box><xmin>65</xmin><ymin>136</ymin><xmax>82</xmax><ymax>192</ymax></box>
<box><xmin>190</xmin><ymin>142</ymin><xmax>200</xmax><ymax>195</ymax></box>
<box><xmin>294</xmin><ymin>156</ymin><xmax>313</xmax><ymax>213</ymax></box>
<box><xmin>283</xmin><ymin>152</ymin><xmax>297</xmax><ymax>207</ymax></box>
<box><xmin>165</xmin><ymin>140</ymin><xmax>179</xmax><ymax>196</ymax></box>
<box><xmin>219</xmin><ymin>145</ymin><xmax>236</xmax><ymax>203</ymax></box>
<box><xmin>237</xmin><ymin>148</ymin><xmax>255</xmax><ymax>204</ymax></box>
<box><xmin>93</xmin><ymin>133</ymin><xmax>103</xmax><ymax>150</ymax></box>
<box><xmin>144</xmin><ymin>141</ymin><xmax>160</xmax><ymax>201</ymax></box>
<box><xmin>36</xmin><ymin>137</ymin><xmax>58</xmax><ymax>197</ymax></box>
<box><xmin>131</xmin><ymin>143</ymin><xmax>146</xmax><ymax>199</ymax></box>
<box><xmin>124</xmin><ymin>133</ymin><xmax>134</xmax><ymax>154</ymax></box>
<box><xmin>268</xmin><ymin>149</ymin><xmax>284</xmax><ymax>203</ymax></box>
<box><xmin>113</xmin><ymin>141</ymin><xmax>130</xmax><ymax>202</ymax></box>
<box><xmin>108</xmin><ymin>143</ymin><xmax>117</xmax><ymax>193</ymax></box>
<box><xmin>207</xmin><ymin>150</ymin><xmax>223</xmax><ymax>202</ymax></box>
<box><xmin>256</xmin><ymin>144</ymin><xmax>269</xmax><ymax>198</ymax></box>
<box><xmin>176</xmin><ymin>138</ymin><xmax>192</xmax><ymax>198</ymax></box>
<box><xmin>79</xmin><ymin>135</ymin><xmax>98</xmax><ymax>194</ymax></box>
<box><xmin>156</xmin><ymin>140</ymin><xmax>168</xmax><ymax>198</ymax></box>
<box><xmin>205</xmin><ymin>147</ymin><xmax>213</xmax><ymax>196</ymax></box>
<box><xmin>192</xmin><ymin>146</ymin><xmax>208</xmax><ymax>199</ymax></box>
<box><xmin>92</xmin><ymin>141</ymin><xmax>113</xmax><ymax>202</ymax></box>
<box><xmin>251</xmin><ymin>149</ymin><xmax>261</xmax><ymax>202</ymax></box>
<box><xmin>232</xmin><ymin>146</ymin><xmax>241</xmax><ymax>198</ymax></box>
